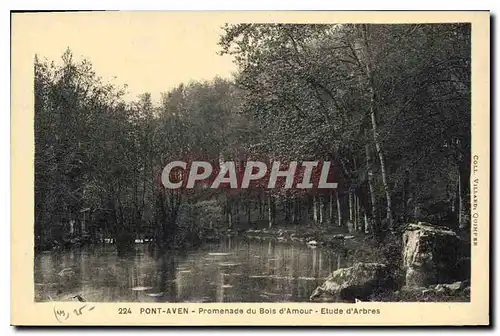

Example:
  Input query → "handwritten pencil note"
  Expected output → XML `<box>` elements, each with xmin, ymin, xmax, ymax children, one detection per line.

<box><xmin>53</xmin><ymin>304</ymin><xmax>96</xmax><ymax>323</ymax></box>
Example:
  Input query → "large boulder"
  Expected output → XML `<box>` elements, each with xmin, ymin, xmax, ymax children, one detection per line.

<box><xmin>310</xmin><ymin>262</ymin><xmax>396</xmax><ymax>302</ymax></box>
<box><xmin>402</xmin><ymin>222</ymin><xmax>467</xmax><ymax>287</ymax></box>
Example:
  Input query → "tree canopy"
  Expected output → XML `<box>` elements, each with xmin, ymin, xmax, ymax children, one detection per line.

<box><xmin>34</xmin><ymin>23</ymin><xmax>471</xmax><ymax>252</ymax></box>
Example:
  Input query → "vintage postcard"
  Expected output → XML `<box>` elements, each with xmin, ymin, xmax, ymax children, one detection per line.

<box><xmin>11</xmin><ymin>11</ymin><xmax>490</xmax><ymax>326</ymax></box>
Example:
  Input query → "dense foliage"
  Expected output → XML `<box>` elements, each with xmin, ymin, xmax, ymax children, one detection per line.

<box><xmin>34</xmin><ymin>23</ymin><xmax>471</xmax><ymax>252</ymax></box>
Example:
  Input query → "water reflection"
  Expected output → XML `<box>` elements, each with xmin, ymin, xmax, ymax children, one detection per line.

<box><xmin>34</xmin><ymin>237</ymin><xmax>346</xmax><ymax>302</ymax></box>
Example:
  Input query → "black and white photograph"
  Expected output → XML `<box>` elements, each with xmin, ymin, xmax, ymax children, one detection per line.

<box><xmin>10</xmin><ymin>10</ymin><xmax>490</xmax><ymax>326</ymax></box>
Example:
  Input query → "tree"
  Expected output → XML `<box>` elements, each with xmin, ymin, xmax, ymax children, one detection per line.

<box><xmin>219</xmin><ymin>23</ymin><xmax>471</xmax><ymax>237</ymax></box>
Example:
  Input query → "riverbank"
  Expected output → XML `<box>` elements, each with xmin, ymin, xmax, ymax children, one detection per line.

<box><xmin>35</xmin><ymin>222</ymin><xmax>470</xmax><ymax>303</ymax></box>
<box><xmin>35</xmin><ymin>225</ymin><xmax>361</xmax><ymax>251</ymax></box>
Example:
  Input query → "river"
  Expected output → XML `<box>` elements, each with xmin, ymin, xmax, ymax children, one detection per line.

<box><xmin>34</xmin><ymin>237</ymin><xmax>346</xmax><ymax>302</ymax></box>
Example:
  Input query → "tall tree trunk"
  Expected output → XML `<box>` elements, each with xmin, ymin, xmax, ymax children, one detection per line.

<box><xmin>363</xmin><ymin>212</ymin><xmax>369</xmax><ymax>234</ymax></box>
<box><xmin>247</xmin><ymin>200</ymin><xmax>251</xmax><ymax>226</ymax></box>
<box><xmin>304</xmin><ymin>196</ymin><xmax>310</xmax><ymax>226</ymax></box>
<box><xmin>284</xmin><ymin>198</ymin><xmax>290</xmax><ymax>221</ymax></box>
<box><xmin>361</xmin><ymin>24</ymin><xmax>394</xmax><ymax>230</ymax></box>
<box><xmin>365</xmin><ymin>141</ymin><xmax>380</xmax><ymax>234</ymax></box>
<box><xmin>226</xmin><ymin>198</ymin><xmax>233</xmax><ymax>229</ymax></box>
<box><xmin>268</xmin><ymin>194</ymin><xmax>275</xmax><ymax>228</ymax></box>
<box><xmin>228</xmin><ymin>211</ymin><xmax>233</xmax><ymax>229</ymax></box>
<box><xmin>335</xmin><ymin>190</ymin><xmax>342</xmax><ymax>228</ymax></box>
<box><xmin>235</xmin><ymin>201</ymin><xmax>240</xmax><ymax>226</ymax></box>
<box><xmin>258</xmin><ymin>192</ymin><xmax>264</xmax><ymax>219</ymax></box>
<box><xmin>329</xmin><ymin>190</ymin><xmax>334</xmax><ymax>224</ymax></box>
<box><xmin>319</xmin><ymin>194</ymin><xmax>324</xmax><ymax>225</ymax></box>
<box><xmin>313</xmin><ymin>195</ymin><xmax>318</xmax><ymax>224</ymax></box>
<box><xmin>349</xmin><ymin>191</ymin><xmax>354</xmax><ymax>223</ymax></box>
<box><xmin>297</xmin><ymin>197</ymin><xmax>302</xmax><ymax>222</ymax></box>
<box><xmin>354</xmin><ymin>194</ymin><xmax>359</xmax><ymax>231</ymax></box>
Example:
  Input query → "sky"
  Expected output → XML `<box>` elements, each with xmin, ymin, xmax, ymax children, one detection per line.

<box><xmin>13</xmin><ymin>12</ymin><xmax>237</xmax><ymax>103</ymax></box>
<box><xmin>14</xmin><ymin>11</ymin><xmax>476</xmax><ymax>103</ymax></box>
